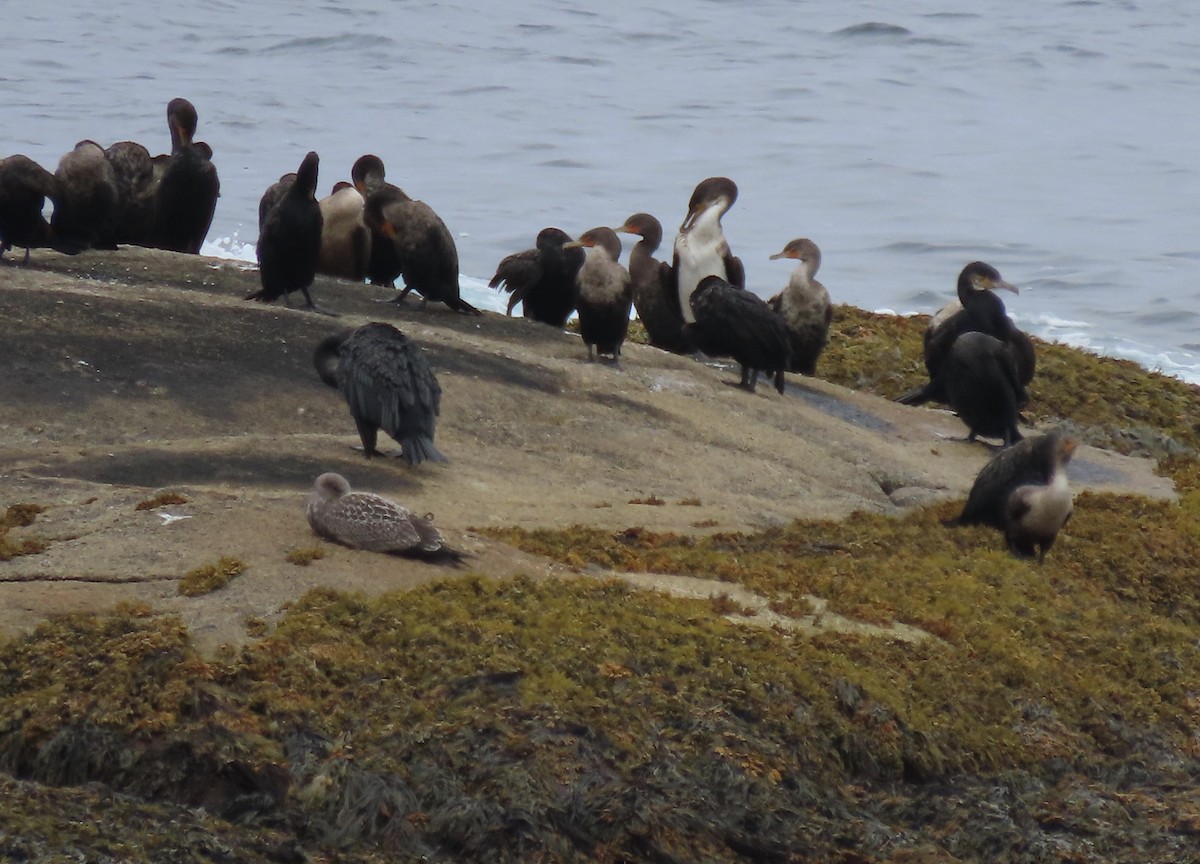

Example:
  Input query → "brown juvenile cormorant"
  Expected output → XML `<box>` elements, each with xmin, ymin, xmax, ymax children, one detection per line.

<box><xmin>317</xmin><ymin>181</ymin><xmax>371</xmax><ymax>281</ymax></box>
<box><xmin>942</xmin><ymin>331</ymin><xmax>1027</xmax><ymax>447</ymax></box>
<box><xmin>564</xmin><ymin>226</ymin><xmax>633</xmax><ymax>363</ymax></box>
<box><xmin>249</xmin><ymin>151</ymin><xmax>327</xmax><ymax>312</ymax></box>
<box><xmin>313</xmin><ymin>321</ymin><xmax>446</xmax><ymax>465</ymax></box>
<box><xmin>351</xmin><ymin>154</ymin><xmax>479</xmax><ymax>314</ymax></box>
<box><xmin>615</xmin><ymin>212</ymin><xmax>692</xmax><ymax>354</ymax></box>
<box><xmin>0</xmin><ymin>154</ymin><xmax>58</xmax><ymax>263</ymax></box>
<box><xmin>683</xmin><ymin>275</ymin><xmax>793</xmax><ymax>394</ymax></box>
<box><xmin>307</xmin><ymin>472</ymin><xmax>463</xmax><ymax>562</ymax></box>
<box><xmin>945</xmin><ymin>431</ymin><xmax>1076</xmax><ymax>561</ymax></box>
<box><xmin>488</xmin><ymin>227</ymin><xmax>585</xmax><ymax>327</ymax></box>
<box><xmin>768</xmin><ymin>238</ymin><xmax>833</xmax><ymax>376</ymax></box>
<box><xmin>149</xmin><ymin>98</ymin><xmax>220</xmax><ymax>253</ymax></box>
<box><xmin>51</xmin><ymin>140</ymin><xmax>118</xmax><ymax>250</ymax></box>
<box><xmin>257</xmin><ymin>172</ymin><xmax>296</xmax><ymax>230</ymax></box>
<box><xmin>673</xmin><ymin>177</ymin><xmax>745</xmax><ymax>323</ymax></box>
<box><xmin>897</xmin><ymin>261</ymin><xmax>1031</xmax><ymax>406</ymax></box>
<box><xmin>102</xmin><ymin>141</ymin><xmax>157</xmax><ymax>246</ymax></box>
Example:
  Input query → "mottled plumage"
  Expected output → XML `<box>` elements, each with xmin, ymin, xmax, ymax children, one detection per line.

<box><xmin>768</xmin><ymin>238</ymin><xmax>832</xmax><ymax>376</ymax></box>
<box><xmin>314</xmin><ymin>322</ymin><xmax>446</xmax><ymax>464</ymax></box>
<box><xmin>306</xmin><ymin>472</ymin><xmax>462</xmax><ymax>562</ymax></box>
<box><xmin>947</xmin><ymin>432</ymin><xmax>1076</xmax><ymax>561</ymax></box>
<box><xmin>102</xmin><ymin>141</ymin><xmax>157</xmax><ymax>246</ymax></box>
<box><xmin>684</xmin><ymin>275</ymin><xmax>793</xmax><ymax>394</ymax></box>
<box><xmin>565</xmin><ymin>226</ymin><xmax>633</xmax><ymax>362</ymax></box>
<box><xmin>488</xmin><ymin>227</ymin><xmax>584</xmax><ymax>327</ymax></box>
<box><xmin>51</xmin><ymin>140</ymin><xmax>118</xmax><ymax>250</ymax></box>
<box><xmin>257</xmin><ymin>172</ymin><xmax>296</xmax><ymax>230</ymax></box>
<box><xmin>317</xmin><ymin>182</ymin><xmax>371</xmax><ymax>281</ymax></box>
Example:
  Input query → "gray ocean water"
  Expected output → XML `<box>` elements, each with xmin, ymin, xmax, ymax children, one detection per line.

<box><xmin>5</xmin><ymin>1</ymin><xmax>1200</xmax><ymax>382</ymax></box>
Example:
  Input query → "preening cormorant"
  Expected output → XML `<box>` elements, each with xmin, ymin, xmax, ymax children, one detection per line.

<box><xmin>0</xmin><ymin>154</ymin><xmax>58</xmax><ymax>263</ymax></box>
<box><xmin>351</xmin><ymin>154</ymin><xmax>479</xmax><ymax>314</ymax></box>
<box><xmin>673</xmin><ymin>177</ymin><xmax>745</xmax><ymax>323</ymax></box>
<box><xmin>768</xmin><ymin>238</ymin><xmax>833</xmax><ymax>376</ymax></box>
<box><xmin>488</xmin><ymin>227</ymin><xmax>584</xmax><ymax>327</ymax></box>
<box><xmin>564</xmin><ymin>226</ymin><xmax>633</xmax><ymax>363</ymax></box>
<box><xmin>313</xmin><ymin>321</ymin><xmax>446</xmax><ymax>465</ymax></box>
<box><xmin>307</xmin><ymin>472</ymin><xmax>463</xmax><ymax>563</ymax></box>
<box><xmin>257</xmin><ymin>172</ymin><xmax>296</xmax><ymax>230</ymax></box>
<box><xmin>316</xmin><ymin>181</ymin><xmax>371</xmax><ymax>282</ymax></box>
<box><xmin>683</xmin><ymin>275</ymin><xmax>793</xmax><ymax>394</ymax></box>
<box><xmin>149</xmin><ymin>97</ymin><xmax>220</xmax><ymax>254</ymax></box>
<box><xmin>898</xmin><ymin>261</ymin><xmax>1031</xmax><ymax>406</ymax></box>
<box><xmin>942</xmin><ymin>331</ymin><xmax>1027</xmax><ymax>447</ymax></box>
<box><xmin>946</xmin><ymin>431</ymin><xmax>1076</xmax><ymax>561</ymax></box>
<box><xmin>615</xmin><ymin>212</ymin><xmax>692</xmax><ymax>354</ymax></box>
<box><xmin>51</xmin><ymin>140</ymin><xmax>118</xmax><ymax>250</ymax></box>
<box><xmin>102</xmin><ymin>141</ymin><xmax>157</xmax><ymax>246</ymax></box>
<box><xmin>249</xmin><ymin>151</ymin><xmax>327</xmax><ymax>312</ymax></box>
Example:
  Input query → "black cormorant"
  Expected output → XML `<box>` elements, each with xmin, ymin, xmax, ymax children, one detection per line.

<box><xmin>488</xmin><ymin>227</ymin><xmax>584</xmax><ymax>327</ymax></box>
<box><xmin>149</xmin><ymin>98</ymin><xmax>220</xmax><ymax>254</ymax></box>
<box><xmin>615</xmin><ymin>212</ymin><xmax>692</xmax><ymax>354</ymax></box>
<box><xmin>0</xmin><ymin>154</ymin><xmax>58</xmax><ymax>263</ymax></box>
<box><xmin>249</xmin><ymin>151</ymin><xmax>327</xmax><ymax>312</ymax></box>
<box><xmin>683</xmin><ymin>275</ymin><xmax>792</xmax><ymax>394</ymax></box>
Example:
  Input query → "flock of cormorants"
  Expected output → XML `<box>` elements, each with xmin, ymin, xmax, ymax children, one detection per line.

<box><xmin>0</xmin><ymin>98</ymin><xmax>1075</xmax><ymax>561</ymax></box>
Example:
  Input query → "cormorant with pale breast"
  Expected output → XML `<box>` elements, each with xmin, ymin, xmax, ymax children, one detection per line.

<box><xmin>102</xmin><ymin>141</ymin><xmax>157</xmax><ymax>246</ymax></box>
<box><xmin>313</xmin><ymin>321</ymin><xmax>446</xmax><ymax>465</ymax></box>
<box><xmin>768</xmin><ymin>238</ymin><xmax>833</xmax><ymax>375</ymax></box>
<box><xmin>898</xmin><ymin>261</ymin><xmax>1032</xmax><ymax>406</ymax></box>
<box><xmin>615</xmin><ymin>212</ymin><xmax>692</xmax><ymax>354</ymax></box>
<box><xmin>351</xmin><ymin>154</ymin><xmax>479</xmax><ymax>314</ymax></box>
<box><xmin>0</xmin><ymin>154</ymin><xmax>58</xmax><ymax>263</ymax></box>
<box><xmin>316</xmin><ymin>181</ymin><xmax>371</xmax><ymax>281</ymax></box>
<box><xmin>673</xmin><ymin>177</ymin><xmax>745</xmax><ymax>324</ymax></box>
<box><xmin>488</xmin><ymin>227</ymin><xmax>584</xmax><ymax>327</ymax></box>
<box><xmin>51</xmin><ymin>140</ymin><xmax>118</xmax><ymax>250</ymax></box>
<box><xmin>564</xmin><ymin>226</ymin><xmax>633</xmax><ymax>363</ymax></box>
<box><xmin>249</xmin><ymin>151</ymin><xmax>328</xmax><ymax>313</ymax></box>
<box><xmin>683</xmin><ymin>275</ymin><xmax>793</xmax><ymax>394</ymax></box>
<box><xmin>945</xmin><ymin>431</ymin><xmax>1076</xmax><ymax>561</ymax></box>
<box><xmin>307</xmin><ymin>472</ymin><xmax>463</xmax><ymax>563</ymax></box>
<box><xmin>149</xmin><ymin>98</ymin><xmax>220</xmax><ymax>254</ymax></box>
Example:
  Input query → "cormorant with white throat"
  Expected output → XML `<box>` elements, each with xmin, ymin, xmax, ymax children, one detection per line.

<box><xmin>673</xmin><ymin>177</ymin><xmax>745</xmax><ymax>324</ymax></box>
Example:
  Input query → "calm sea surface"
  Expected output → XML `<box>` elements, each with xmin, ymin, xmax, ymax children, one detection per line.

<box><xmin>5</xmin><ymin>1</ymin><xmax>1200</xmax><ymax>381</ymax></box>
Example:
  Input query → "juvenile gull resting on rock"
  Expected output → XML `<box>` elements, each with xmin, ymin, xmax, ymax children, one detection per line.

<box><xmin>306</xmin><ymin>472</ymin><xmax>463</xmax><ymax>563</ymax></box>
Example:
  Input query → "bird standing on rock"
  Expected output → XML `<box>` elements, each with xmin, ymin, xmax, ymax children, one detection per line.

<box><xmin>0</xmin><ymin>154</ymin><xmax>59</xmax><ymax>263</ymax></box>
<box><xmin>307</xmin><ymin>472</ymin><xmax>463</xmax><ymax>563</ymax></box>
<box><xmin>564</xmin><ymin>226</ymin><xmax>633</xmax><ymax>363</ymax></box>
<box><xmin>768</xmin><ymin>238</ymin><xmax>832</xmax><ymax>376</ymax></box>
<box><xmin>250</xmin><ymin>151</ymin><xmax>329</xmax><ymax>313</ymax></box>
<box><xmin>673</xmin><ymin>176</ymin><xmax>745</xmax><ymax>323</ymax></box>
<box><xmin>488</xmin><ymin>227</ymin><xmax>584</xmax><ymax>327</ymax></box>
<box><xmin>149</xmin><ymin>97</ymin><xmax>219</xmax><ymax>254</ymax></box>
<box><xmin>683</xmin><ymin>275</ymin><xmax>792</xmax><ymax>394</ymax></box>
<box><xmin>615</xmin><ymin>212</ymin><xmax>691</xmax><ymax>355</ymax></box>
<box><xmin>313</xmin><ymin>321</ymin><xmax>446</xmax><ymax>465</ymax></box>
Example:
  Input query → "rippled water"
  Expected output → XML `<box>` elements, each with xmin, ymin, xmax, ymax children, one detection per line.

<box><xmin>5</xmin><ymin>0</ymin><xmax>1200</xmax><ymax>381</ymax></box>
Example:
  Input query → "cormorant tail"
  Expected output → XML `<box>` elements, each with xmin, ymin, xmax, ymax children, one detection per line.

<box><xmin>896</xmin><ymin>382</ymin><xmax>936</xmax><ymax>406</ymax></box>
<box><xmin>449</xmin><ymin>296</ymin><xmax>483</xmax><ymax>316</ymax></box>
<box><xmin>402</xmin><ymin>435</ymin><xmax>449</xmax><ymax>465</ymax></box>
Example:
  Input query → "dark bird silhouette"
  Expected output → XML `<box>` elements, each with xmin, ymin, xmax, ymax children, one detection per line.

<box><xmin>149</xmin><ymin>97</ymin><xmax>220</xmax><ymax>253</ymax></box>
<box><xmin>945</xmin><ymin>431</ymin><xmax>1076</xmax><ymax>561</ymax></box>
<box><xmin>673</xmin><ymin>177</ymin><xmax>745</xmax><ymax>323</ymax></box>
<box><xmin>257</xmin><ymin>172</ymin><xmax>296</xmax><ymax>230</ymax></box>
<box><xmin>615</xmin><ymin>212</ymin><xmax>692</xmax><ymax>354</ymax></box>
<box><xmin>351</xmin><ymin>154</ymin><xmax>479</xmax><ymax>314</ymax></box>
<box><xmin>488</xmin><ymin>227</ymin><xmax>584</xmax><ymax>327</ymax></box>
<box><xmin>943</xmin><ymin>331</ymin><xmax>1027</xmax><ymax>447</ymax></box>
<box><xmin>102</xmin><ymin>141</ymin><xmax>157</xmax><ymax>246</ymax></box>
<box><xmin>314</xmin><ymin>322</ymin><xmax>446</xmax><ymax>464</ymax></box>
<box><xmin>51</xmin><ymin>140</ymin><xmax>118</xmax><ymax>250</ymax></box>
<box><xmin>316</xmin><ymin>181</ymin><xmax>371</xmax><ymax>281</ymax></box>
<box><xmin>898</xmin><ymin>261</ymin><xmax>1032</xmax><ymax>406</ymax></box>
<box><xmin>684</xmin><ymin>275</ymin><xmax>793</xmax><ymax>394</ymax></box>
<box><xmin>249</xmin><ymin>151</ymin><xmax>328</xmax><ymax>313</ymax></box>
<box><xmin>0</xmin><ymin>154</ymin><xmax>59</xmax><ymax>264</ymax></box>
<box><xmin>768</xmin><ymin>238</ymin><xmax>833</xmax><ymax>375</ymax></box>
<box><xmin>564</xmin><ymin>227</ymin><xmax>633</xmax><ymax>363</ymax></box>
<box><xmin>307</xmin><ymin>472</ymin><xmax>464</xmax><ymax>563</ymax></box>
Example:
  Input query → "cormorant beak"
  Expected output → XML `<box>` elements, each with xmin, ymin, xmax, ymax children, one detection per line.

<box><xmin>561</xmin><ymin>239</ymin><xmax>587</xmax><ymax>249</ymax></box>
<box><xmin>679</xmin><ymin>205</ymin><xmax>702</xmax><ymax>232</ymax></box>
<box><xmin>994</xmin><ymin>278</ymin><xmax>1019</xmax><ymax>295</ymax></box>
<box><xmin>768</xmin><ymin>250</ymin><xmax>790</xmax><ymax>260</ymax></box>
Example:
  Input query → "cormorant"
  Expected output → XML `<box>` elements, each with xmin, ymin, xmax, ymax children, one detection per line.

<box><xmin>942</xmin><ymin>331</ymin><xmax>1027</xmax><ymax>447</ymax></box>
<box><xmin>0</xmin><ymin>154</ymin><xmax>58</xmax><ymax>263</ymax></box>
<box><xmin>488</xmin><ymin>227</ymin><xmax>584</xmax><ymax>327</ymax></box>
<box><xmin>945</xmin><ymin>431</ymin><xmax>1077</xmax><ymax>561</ymax></box>
<box><xmin>313</xmin><ymin>321</ymin><xmax>446</xmax><ymax>464</ymax></box>
<box><xmin>249</xmin><ymin>151</ymin><xmax>328</xmax><ymax>312</ymax></box>
<box><xmin>564</xmin><ymin>226</ymin><xmax>633</xmax><ymax>363</ymax></box>
<box><xmin>351</xmin><ymin>154</ymin><xmax>479</xmax><ymax>314</ymax></box>
<box><xmin>316</xmin><ymin>181</ymin><xmax>371</xmax><ymax>282</ymax></box>
<box><xmin>768</xmin><ymin>238</ymin><xmax>832</xmax><ymax>375</ymax></box>
<box><xmin>898</xmin><ymin>261</ymin><xmax>1031</xmax><ymax>406</ymax></box>
<box><xmin>257</xmin><ymin>172</ymin><xmax>296</xmax><ymax>230</ymax></box>
<box><xmin>102</xmin><ymin>141</ymin><xmax>157</xmax><ymax>246</ymax></box>
<box><xmin>51</xmin><ymin>140</ymin><xmax>118</xmax><ymax>250</ymax></box>
<box><xmin>149</xmin><ymin>97</ymin><xmax>220</xmax><ymax>254</ymax></box>
<box><xmin>615</xmin><ymin>212</ymin><xmax>692</xmax><ymax>354</ymax></box>
<box><xmin>307</xmin><ymin>472</ymin><xmax>463</xmax><ymax>563</ymax></box>
<box><xmin>673</xmin><ymin>177</ymin><xmax>745</xmax><ymax>323</ymax></box>
<box><xmin>683</xmin><ymin>275</ymin><xmax>793</xmax><ymax>394</ymax></box>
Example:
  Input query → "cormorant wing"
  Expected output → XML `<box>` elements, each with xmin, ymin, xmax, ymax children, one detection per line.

<box><xmin>725</xmin><ymin>252</ymin><xmax>746</xmax><ymax>290</ymax></box>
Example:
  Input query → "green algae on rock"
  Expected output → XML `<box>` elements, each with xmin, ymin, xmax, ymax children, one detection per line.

<box><xmin>178</xmin><ymin>556</ymin><xmax>246</xmax><ymax>597</ymax></box>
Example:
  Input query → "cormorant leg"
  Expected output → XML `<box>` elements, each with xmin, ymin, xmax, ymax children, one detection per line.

<box><xmin>353</xmin><ymin>420</ymin><xmax>381</xmax><ymax>457</ymax></box>
<box><xmin>300</xmin><ymin>286</ymin><xmax>339</xmax><ymax>317</ymax></box>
